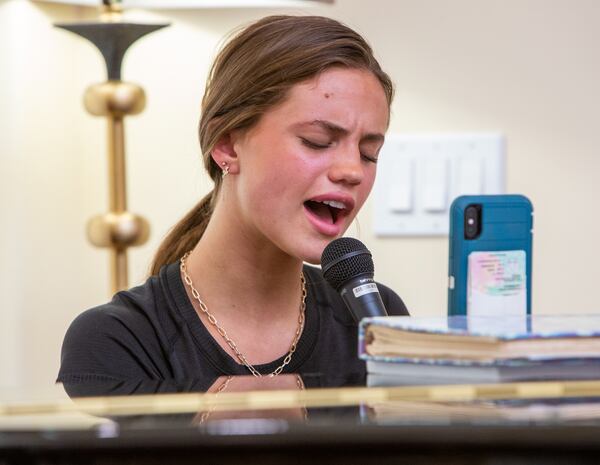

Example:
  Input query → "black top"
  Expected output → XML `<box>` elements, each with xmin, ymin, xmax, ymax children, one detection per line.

<box><xmin>58</xmin><ymin>263</ymin><xmax>408</xmax><ymax>391</ymax></box>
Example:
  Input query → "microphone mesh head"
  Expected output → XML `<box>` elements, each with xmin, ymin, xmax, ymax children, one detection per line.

<box><xmin>321</xmin><ymin>237</ymin><xmax>374</xmax><ymax>291</ymax></box>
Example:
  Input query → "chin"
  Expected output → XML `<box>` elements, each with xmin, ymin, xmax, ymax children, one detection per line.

<box><xmin>294</xmin><ymin>245</ymin><xmax>323</xmax><ymax>265</ymax></box>
<box><xmin>303</xmin><ymin>255</ymin><xmax>322</xmax><ymax>266</ymax></box>
<box><xmin>296</xmin><ymin>238</ymin><xmax>336</xmax><ymax>266</ymax></box>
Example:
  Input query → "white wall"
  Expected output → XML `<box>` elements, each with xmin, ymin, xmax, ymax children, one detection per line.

<box><xmin>2</xmin><ymin>0</ymin><xmax>599</xmax><ymax>387</ymax></box>
<box><xmin>0</xmin><ymin>0</ymin><xmax>85</xmax><ymax>387</ymax></box>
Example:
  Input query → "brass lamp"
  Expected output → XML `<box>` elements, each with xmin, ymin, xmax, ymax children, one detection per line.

<box><xmin>56</xmin><ymin>1</ymin><xmax>169</xmax><ymax>294</ymax></box>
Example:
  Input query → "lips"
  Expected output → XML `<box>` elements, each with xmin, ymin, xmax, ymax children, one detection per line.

<box><xmin>303</xmin><ymin>193</ymin><xmax>355</xmax><ymax>237</ymax></box>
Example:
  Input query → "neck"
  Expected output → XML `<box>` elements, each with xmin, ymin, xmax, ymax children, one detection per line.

<box><xmin>183</xmin><ymin>200</ymin><xmax>304</xmax><ymax>321</ymax></box>
<box><xmin>179</xmin><ymin>191</ymin><xmax>308</xmax><ymax>367</ymax></box>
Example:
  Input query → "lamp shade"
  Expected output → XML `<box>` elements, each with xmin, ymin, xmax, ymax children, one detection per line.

<box><xmin>33</xmin><ymin>0</ymin><xmax>333</xmax><ymax>7</ymax></box>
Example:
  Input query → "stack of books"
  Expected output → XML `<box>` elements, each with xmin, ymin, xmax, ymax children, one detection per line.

<box><xmin>359</xmin><ymin>315</ymin><xmax>600</xmax><ymax>386</ymax></box>
<box><xmin>365</xmin><ymin>398</ymin><xmax>600</xmax><ymax>424</ymax></box>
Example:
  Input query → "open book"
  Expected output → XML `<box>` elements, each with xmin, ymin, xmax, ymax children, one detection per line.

<box><xmin>360</xmin><ymin>315</ymin><xmax>600</xmax><ymax>384</ymax></box>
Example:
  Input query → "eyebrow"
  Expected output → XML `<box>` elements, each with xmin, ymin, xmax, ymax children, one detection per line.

<box><xmin>295</xmin><ymin>120</ymin><xmax>385</xmax><ymax>144</ymax></box>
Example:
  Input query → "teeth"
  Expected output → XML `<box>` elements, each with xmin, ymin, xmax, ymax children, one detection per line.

<box><xmin>318</xmin><ymin>200</ymin><xmax>346</xmax><ymax>210</ymax></box>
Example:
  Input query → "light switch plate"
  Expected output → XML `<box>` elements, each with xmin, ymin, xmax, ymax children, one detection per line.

<box><xmin>373</xmin><ymin>133</ymin><xmax>505</xmax><ymax>236</ymax></box>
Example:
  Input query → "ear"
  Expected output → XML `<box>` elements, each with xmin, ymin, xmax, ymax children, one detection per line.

<box><xmin>211</xmin><ymin>132</ymin><xmax>240</xmax><ymax>175</ymax></box>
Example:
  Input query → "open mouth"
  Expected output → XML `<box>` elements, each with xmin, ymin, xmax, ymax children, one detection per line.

<box><xmin>303</xmin><ymin>199</ymin><xmax>346</xmax><ymax>224</ymax></box>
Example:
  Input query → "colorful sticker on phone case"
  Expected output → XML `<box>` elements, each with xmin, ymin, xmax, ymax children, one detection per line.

<box><xmin>467</xmin><ymin>250</ymin><xmax>526</xmax><ymax>319</ymax></box>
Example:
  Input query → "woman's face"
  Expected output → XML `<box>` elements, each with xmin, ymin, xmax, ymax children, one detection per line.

<box><xmin>231</xmin><ymin>67</ymin><xmax>389</xmax><ymax>264</ymax></box>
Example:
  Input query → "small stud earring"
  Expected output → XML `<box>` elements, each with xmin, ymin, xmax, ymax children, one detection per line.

<box><xmin>221</xmin><ymin>162</ymin><xmax>230</xmax><ymax>178</ymax></box>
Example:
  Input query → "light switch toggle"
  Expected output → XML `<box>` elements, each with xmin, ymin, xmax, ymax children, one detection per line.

<box><xmin>423</xmin><ymin>157</ymin><xmax>448</xmax><ymax>212</ymax></box>
<box><xmin>387</xmin><ymin>158</ymin><xmax>413</xmax><ymax>212</ymax></box>
<box><xmin>457</xmin><ymin>156</ymin><xmax>483</xmax><ymax>194</ymax></box>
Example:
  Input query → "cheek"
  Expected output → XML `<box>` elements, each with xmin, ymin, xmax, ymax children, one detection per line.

<box><xmin>245</xmin><ymin>159</ymin><xmax>310</xmax><ymax>214</ymax></box>
<box><xmin>356</xmin><ymin>168</ymin><xmax>377</xmax><ymax>208</ymax></box>
<box><xmin>267</xmin><ymin>152</ymin><xmax>315</xmax><ymax>194</ymax></box>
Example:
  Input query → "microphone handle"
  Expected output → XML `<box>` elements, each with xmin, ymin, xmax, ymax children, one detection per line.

<box><xmin>339</xmin><ymin>275</ymin><xmax>388</xmax><ymax>323</ymax></box>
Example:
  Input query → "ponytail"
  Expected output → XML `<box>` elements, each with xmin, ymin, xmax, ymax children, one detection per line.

<box><xmin>150</xmin><ymin>190</ymin><xmax>215</xmax><ymax>275</ymax></box>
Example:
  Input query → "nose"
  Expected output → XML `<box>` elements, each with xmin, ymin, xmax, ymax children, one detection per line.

<box><xmin>327</xmin><ymin>148</ymin><xmax>364</xmax><ymax>186</ymax></box>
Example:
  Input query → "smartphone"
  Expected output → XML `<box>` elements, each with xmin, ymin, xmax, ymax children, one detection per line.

<box><xmin>448</xmin><ymin>195</ymin><xmax>533</xmax><ymax>316</ymax></box>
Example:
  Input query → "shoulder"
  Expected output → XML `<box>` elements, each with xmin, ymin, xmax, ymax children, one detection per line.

<box><xmin>58</xmin><ymin>273</ymin><xmax>172</xmax><ymax>382</ymax></box>
<box><xmin>70</xmin><ymin>273</ymin><xmax>165</xmax><ymax>335</ymax></box>
<box><xmin>65</xmin><ymin>289</ymin><xmax>154</xmax><ymax>344</ymax></box>
<box><xmin>302</xmin><ymin>264</ymin><xmax>409</xmax><ymax>321</ymax></box>
<box><xmin>375</xmin><ymin>282</ymin><xmax>410</xmax><ymax>316</ymax></box>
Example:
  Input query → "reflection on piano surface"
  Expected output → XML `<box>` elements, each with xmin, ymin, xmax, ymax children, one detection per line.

<box><xmin>3</xmin><ymin>375</ymin><xmax>600</xmax><ymax>464</ymax></box>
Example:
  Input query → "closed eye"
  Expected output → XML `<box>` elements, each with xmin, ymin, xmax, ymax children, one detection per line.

<box><xmin>300</xmin><ymin>137</ymin><xmax>331</xmax><ymax>150</ymax></box>
<box><xmin>300</xmin><ymin>137</ymin><xmax>378</xmax><ymax>164</ymax></box>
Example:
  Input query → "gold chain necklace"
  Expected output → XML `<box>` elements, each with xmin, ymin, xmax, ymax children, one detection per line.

<box><xmin>180</xmin><ymin>252</ymin><xmax>306</xmax><ymax>377</ymax></box>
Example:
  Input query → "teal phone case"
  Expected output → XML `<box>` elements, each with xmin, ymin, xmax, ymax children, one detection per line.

<box><xmin>448</xmin><ymin>194</ymin><xmax>533</xmax><ymax>316</ymax></box>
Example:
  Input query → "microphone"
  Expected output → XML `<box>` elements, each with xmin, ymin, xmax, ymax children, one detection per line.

<box><xmin>321</xmin><ymin>237</ymin><xmax>389</xmax><ymax>323</ymax></box>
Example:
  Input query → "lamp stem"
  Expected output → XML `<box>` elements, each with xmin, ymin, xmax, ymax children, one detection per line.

<box><xmin>111</xmin><ymin>249</ymin><xmax>129</xmax><ymax>294</ymax></box>
<box><xmin>108</xmin><ymin>114</ymin><xmax>128</xmax><ymax>294</ymax></box>
<box><xmin>108</xmin><ymin>115</ymin><xmax>127</xmax><ymax>213</ymax></box>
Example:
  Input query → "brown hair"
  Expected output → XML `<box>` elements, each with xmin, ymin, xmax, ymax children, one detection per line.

<box><xmin>150</xmin><ymin>15</ymin><xmax>394</xmax><ymax>274</ymax></box>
